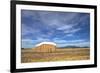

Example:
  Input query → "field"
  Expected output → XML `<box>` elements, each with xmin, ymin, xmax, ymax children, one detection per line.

<box><xmin>21</xmin><ymin>48</ymin><xmax>90</xmax><ymax>63</ymax></box>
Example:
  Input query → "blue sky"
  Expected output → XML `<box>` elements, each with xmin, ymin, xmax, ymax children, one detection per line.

<box><xmin>21</xmin><ymin>10</ymin><xmax>90</xmax><ymax>48</ymax></box>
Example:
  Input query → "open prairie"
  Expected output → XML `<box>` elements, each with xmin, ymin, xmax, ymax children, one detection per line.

<box><xmin>21</xmin><ymin>48</ymin><xmax>90</xmax><ymax>63</ymax></box>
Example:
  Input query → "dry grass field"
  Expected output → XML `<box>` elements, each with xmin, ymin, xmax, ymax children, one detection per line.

<box><xmin>21</xmin><ymin>48</ymin><xmax>90</xmax><ymax>63</ymax></box>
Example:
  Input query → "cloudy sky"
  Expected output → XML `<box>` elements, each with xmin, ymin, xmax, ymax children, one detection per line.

<box><xmin>21</xmin><ymin>10</ymin><xmax>90</xmax><ymax>48</ymax></box>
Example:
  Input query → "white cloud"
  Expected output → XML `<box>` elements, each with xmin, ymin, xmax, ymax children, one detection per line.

<box><xmin>66</xmin><ymin>34</ymin><xmax>74</xmax><ymax>37</ymax></box>
<box><xmin>37</xmin><ymin>11</ymin><xmax>80</xmax><ymax>28</ymax></box>
<box><xmin>53</xmin><ymin>38</ymin><xmax>86</xmax><ymax>44</ymax></box>
<box><xmin>53</xmin><ymin>38</ymin><xmax>89</xmax><ymax>47</ymax></box>
<box><xmin>53</xmin><ymin>39</ymin><xmax>67</xmax><ymax>43</ymax></box>
<box><xmin>22</xmin><ymin>39</ymin><xmax>37</xmax><ymax>43</ymax></box>
<box><xmin>21</xmin><ymin>39</ymin><xmax>37</xmax><ymax>48</ymax></box>
<box><xmin>22</xmin><ymin>23</ymin><xmax>41</xmax><ymax>36</ymax></box>
<box><xmin>57</xmin><ymin>24</ymin><xmax>76</xmax><ymax>30</ymax></box>
<box><xmin>66</xmin><ymin>39</ymin><xmax>85</xmax><ymax>43</ymax></box>
<box><xmin>56</xmin><ymin>23</ymin><xmax>80</xmax><ymax>34</ymax></box>
<box><xmin>64</xmin><ymin>28</ymin><xmax>81</xmax><ymax>33</ymax></box>
<box><xmin>57</xmin><ymin>41</ymin><xmax>90</xmax><ymax>47</ymax></box>
<box><xmin>36</xmin><ymin>37</ymin><xmax>50</xmax><ymax>41</ymax></box>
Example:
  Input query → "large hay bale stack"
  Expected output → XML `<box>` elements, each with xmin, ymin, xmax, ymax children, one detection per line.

<box><xmin>33</xmin><ymin>42</ymin><xmax>56</xmax><ymax>52</ymax></box>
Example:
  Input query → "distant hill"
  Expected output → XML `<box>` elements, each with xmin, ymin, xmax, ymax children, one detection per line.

<box><xmin>21</xmin><ymin>48</ymin><xmax>32</xmax><ymax>49</ymax></box>
<box><xmin>58</xmin><ymin>46</ymin><xmax>89</xmax><ymax>48</ymax></box>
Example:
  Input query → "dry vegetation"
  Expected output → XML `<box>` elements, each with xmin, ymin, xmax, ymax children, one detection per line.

<box><xmin>21</xmin><ymin>48</ymin><xmax>90</xmax><ymax>63</ymax></box>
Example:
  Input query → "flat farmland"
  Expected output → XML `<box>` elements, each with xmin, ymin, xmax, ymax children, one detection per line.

<box><xmin>21</xmin><ymin>48</ymin><xmax>90</xmax><ymax>63</ymax></box>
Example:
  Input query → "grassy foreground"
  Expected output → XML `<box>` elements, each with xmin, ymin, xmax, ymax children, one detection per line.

<box><xmin>21</xmin><ymin>48</ymin><xmax>90</xmax><ymax>63</ymax></box>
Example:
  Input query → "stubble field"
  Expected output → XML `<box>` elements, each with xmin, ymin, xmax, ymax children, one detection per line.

<box><xmin>21</xmin><ymin>48</ymin><xmax>90</xmax><ymax>63</ymax></box>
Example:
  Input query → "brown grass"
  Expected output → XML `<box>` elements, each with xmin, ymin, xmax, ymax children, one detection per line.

<box><xmin>21</xmin><ymin>48</ymin><xmax>90</xmax><ymax>63</ymax></box>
